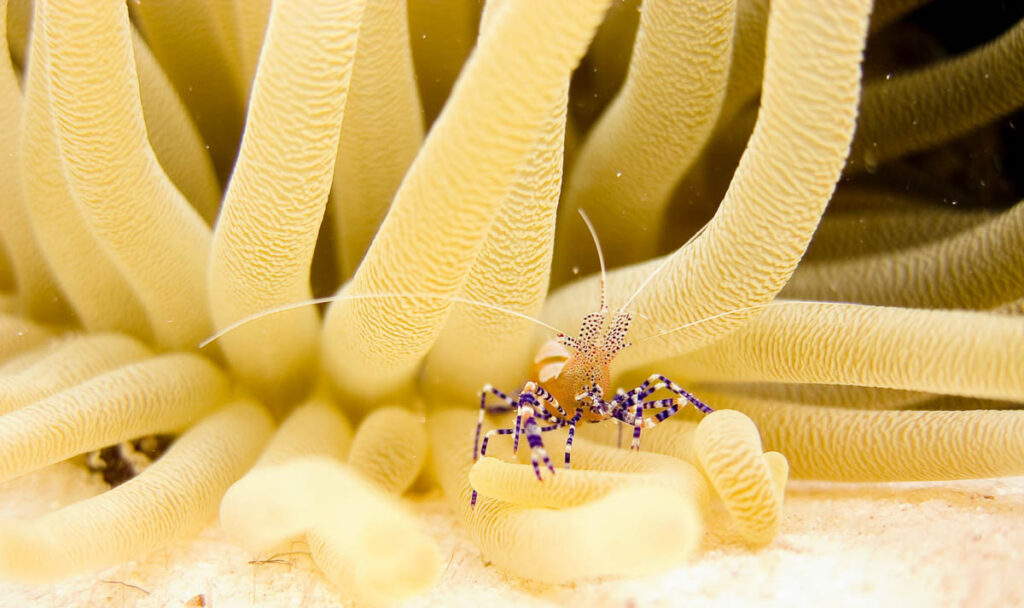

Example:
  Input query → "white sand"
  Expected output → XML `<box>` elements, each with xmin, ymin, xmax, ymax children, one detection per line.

<box><xmin>1</xmin><ymin>462</ymin><xmax>1022</xmax><ymax>607</ymax></box>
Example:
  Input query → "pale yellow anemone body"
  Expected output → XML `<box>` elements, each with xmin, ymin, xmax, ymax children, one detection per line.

<box><xmin>0</xmin><ymin>0</ymin><xmax>1023</xmax><ymax>601</ymax></box>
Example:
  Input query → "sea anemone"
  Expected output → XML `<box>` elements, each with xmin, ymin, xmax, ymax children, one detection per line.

<box><xmin>1</xmin><ymin>0</ymin><xmax>1022</xmax><ymax>603</ymax></box>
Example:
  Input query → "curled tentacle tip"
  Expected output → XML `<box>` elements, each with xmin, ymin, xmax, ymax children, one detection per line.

<box><xmin>695</xmin><ymin>409</ymin><xmax>787</xmax><ymax>546</ymax></box>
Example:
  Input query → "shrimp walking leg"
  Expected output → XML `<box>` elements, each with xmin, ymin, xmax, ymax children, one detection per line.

<box><xmin>650</xmin><ymin>374</ymin><xmax>714</xmax><ymax>414</ymax></box>
<box><xmin>471</xmin><ymin>406</ymin><xmax>566</xmax><ymax>506</ymax></box>
<box><xmin>562</xmin><ymin>410</ymin><xmax>584</xmax><ymax>469</ymax></box>
<box><xmin>474</xmin><ymin>385</ymin><xmax>516</xmax><ymax>460</ymax></box>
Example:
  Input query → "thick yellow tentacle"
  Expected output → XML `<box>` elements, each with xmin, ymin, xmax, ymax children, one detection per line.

<box><xmin>0</xmin><ymin>353</ymin><xmax>228</xmax><ymax>482</ymax></box>
<box><xmin>347</xmin><ymin>406</ymin><xmax>426</xmax><ymax>495</ymax></box>
<box><xmin>0</xmin><ymin>0</ymin><xmax>71</xmax><ymax>324</ymax></box>
<box><xmin>406</xmin><ymin>0</ymin><xmax>481</xmax><ymax>126</ymax></box>
<box><xmin>254</xmin><ymin>393</ymin><xmax>354</xmax><ymax>467</ymax></box>
<box><xmin>658</xmin><ymin>302</ymin><xmax>1024</xmax><ymax>402</ymax></box>
<box><xmin>557</xmin><ymin>0</ymin><xmax>736</xmax><ymax>272</ymax></box>
<box><xmin>850</xmin><ymin>18</ymin><xmax>1024</xmax><ymax>170</ymax></box>
<box><xmin>785</xmin><ymin>199</ymin><xmax>1024</xmax><ymax>308</ymax></box>
<box><xmin>44</xmin><ymin>0</ymin><xmax>213</xmax><ymax>348</ymax></box>
<box><xmin>19</xmin><ymin>3</ymin><xmax>150</xmax><ymax>338</ymax></box>
<box><xmin>129</xmin><ymin>0</ymin><xmax>247</xmax><ymax>179</ymax></box>
<box><xmin>208</xmin><ymin>0</ymin><xmax>363</xmax><ymax>407</ymax></box>
<box><xmin>220</xmin><ymin>457</ymin><xmax>441</xmax><ymax>604</ymax></box>
<box><xmin>469</xmin><ymin>437</ymin><xmax>709</xmax><ymax>511</ymax></box>
<box><xmin>330</xmin><ymin>0</ymin><xmax>423</xmax><ymax>278</ymax></box>
<box><xmin>0</xmin><ymin>332</ymin><xmax>151</xmax><ymax>415</ymax></box>
<box><xmin>422</xmin><ymin>0</ymin><xmax>565</xmax><ymax>399</ymax></box>
<box><xmin>0</xmin><ymin>400</ymin><xmax>272</xmax><ymax>582</ymax></box>
<box><xmin>703</xmin><ymin>392</ymin><xmax>1024</xmax><ymax>481</ymax></box>
<box><xmin>695</xmin><ymin>410</ymin><xmax>787</xmax><ymax>546</ymax></box>
<box><xmin>132</xmin><ymin>28</ymin><xmax>221</xmax><ymax>224</ymax></box>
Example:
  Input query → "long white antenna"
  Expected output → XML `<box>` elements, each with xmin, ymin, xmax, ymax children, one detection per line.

<box><xmin>636</xmin><ymin>300</ymin><xmax>802</xmax><ymax>344</ymax></box>
<box><xmin>617</xmin><ymin>221</ymin><xmax>710</xmax><ymax>314</ymax></box>
<box><xmin>577</xmin><ymin>209</ymin><xmax>607</xmax><ymax>313</ymax></box>
<box><xmin>199</xmin><ymin>292</ymin><xmax>568</xmax><ymax>349</ymax></box>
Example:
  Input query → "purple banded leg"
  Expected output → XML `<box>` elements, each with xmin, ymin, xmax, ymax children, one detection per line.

<box><xmin>626</xmin><ymin>396</ymin><xmax>706</xmax><ymax>447</ymax></box>
<box><xmin>643</xmin><ymin>397</ymin><xmax>677</xmax><ymax>411</ymax></box>
<box><xmin>655</xmin><ymin>375</ymin><xmax>714</xmax><ymax>414</ymax></box>
<box><xmin>514</xmin><ymin>384</ymin><xmax>547</xmax><ymax>454</ymax></box>
<box><xmin>523</xmin><ymin>417</ymin><xmax>556</xmax><ymax>480</ymax></box>
<box><xmin>563</xmin><ymin>410</ymin><xmax>583</xmax><ymax>469</ymax></box>
<box><xmin>480</xmin><ymin>428</ymin><xmax>514</xmax><ymax>460</ymax></box>
<box><xmin>513</xmin><ymin>392</ymin><xmax>540</xmax><ymax>454</ymax></box>
<box><xmin>474</xmin><ymin>384</ymin><xmax>516</xmax><ymax>461</ymax></box>
<box><xmin>609</xmin><ymin>391</ymin><xmax>642</xmax><ymax>439</ymax></box>
<box><xmin>631</xmin><ymin>403</ymin><xmax>645</xmax><ymax>450</ymax></box>
<box><xmin>471</xmin><ymin>427</ymin><xmax>515</xmax><ymax>507</ymax></box>
<box><xmin>627</xmin><ymin>377</ymin><xmax>665</xmax><ymax>403</ymax></box>
<box><xmin>564</xmin><ymin>423</ymin><xmax>576</xmax><ymax>468</ymax></box>
<box><xmin>536</xmin><ymin>410</ymin><xmax>561</xmax><ymax>424</ymax></box>
<box><xmin>533</xmin><ymin>385</ymin><xmax>567</xmax><ymax>418</ymax></box>
<box><xmin>513</xmin><ymin>403</ymin><xmax>524</xmax><ymax>454</ymax></box>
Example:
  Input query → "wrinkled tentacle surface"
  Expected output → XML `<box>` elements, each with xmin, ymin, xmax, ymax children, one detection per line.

<box><xmin>330</xmin><ymin>0</ymin><xmax>423</xmax><ymax>279</ymax></box>
<box><xmin>45</xmin><ymin>0</ymin><xmax>213</xmax><ymax>349</ymax></box>
<box><xmin>469</xmin><ymin>436</ymin><xmax>709</xmax><ymax>510</ymax></box>
<box><xmin>132</xmin><ymin>28</ymin><xmax>221</xmax><ymax>225</ymax></box>
<box><xmin>556</xmin><ymin>0</ymin><xmax>736</xmax><ymax>272</ymax></box>
<box><xmin>1</xmin><ymin>0</ymin><xmax>1023</xmax><ymax>597</ymax></box>
<box><xmin>0</xmin><ymin>353</ymin><xmax>229</xmax><ymax>481</ymax></box>
<box><xmin>0</xmin><ymin>332</ymin><xmax>151</xmax><ymax>415</ymax></box>
<box><xmin>422</xmin><ymin>0</ymin><xmax>567</xmax><ymax>400</ymax></box>
<box><xmin>784</xmin><ymin>198</ymin><xmax>1024</xmax><ymax>308</ymax></box>
<box><xmin>208</xmin><ymin>0</ymin><xmax>363</xmax><ymax>407</ymax></box>
<box><xmin>703</xmin><ymin>392</ymin><xmax>1024</xmax><ymax>481</ymax></box>
<box><xmin>20</xmin><ymin>3</ymin><xmax>151</xmax><ymax>339</ymax></box>
<box><xmin>694</xmin><ymin>410</ymin><xmax>787</xmax><ymax>546</ymax></box>
<box><xmin>658</xmin><ymin>302</ymin><xmax>1024</xmax><ymax>402</ymax></box>
<box><xmin>0</xmin><ymin>0</ymin><xmax>69</xmax><ymax>324</ymax></box>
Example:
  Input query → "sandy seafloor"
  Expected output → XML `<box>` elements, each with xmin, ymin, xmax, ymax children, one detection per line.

<box><xmin>1</xmin><ymin>461</ymin><xmax>1022</xmax><ymax>607</ymax></box>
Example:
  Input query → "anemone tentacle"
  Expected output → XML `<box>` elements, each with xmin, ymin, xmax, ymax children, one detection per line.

<box><xmin>0</xmin><ymin>353</ymin><xmax>229</xmax><ymax>481</ymax></box>
<box><xmin>556</xmin><ymin>0</ymin><xmax>736</xmax><ymax>273</ymax></box>
<box><xmin>45</xmin><ymin>0</ymin><xmax>213</xmax><ymax>348</ymax></box>
<box><xmin>208</xmin><ymin>0</ymin><xmax>364</xmax><ymax>407</ymax></box>
<box><xmin>0</xmin><ymin>399</ymin><xmax>272</xmax><ymax>582</ymax></box>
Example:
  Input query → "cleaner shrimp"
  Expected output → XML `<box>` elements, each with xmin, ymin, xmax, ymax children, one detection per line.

<box><xmin>469</xmin><ymin>213</ymin><xmax>730</xmax><ymax>505</ymax></box>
